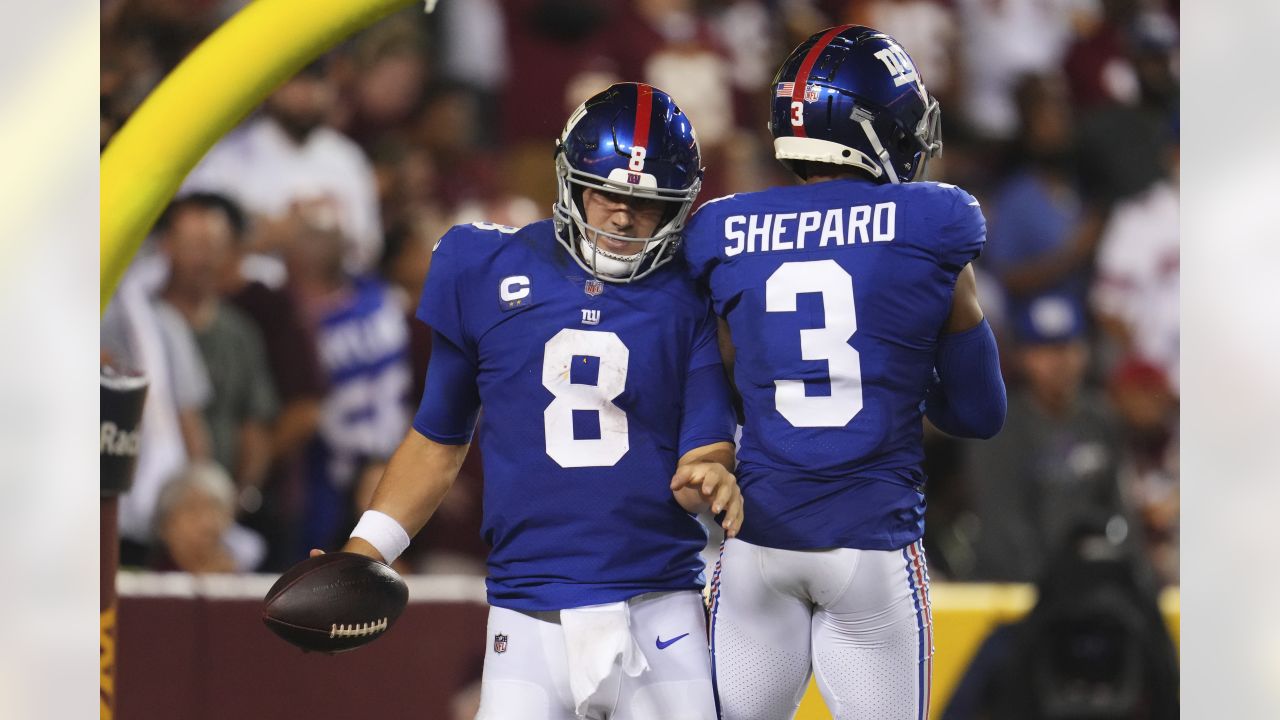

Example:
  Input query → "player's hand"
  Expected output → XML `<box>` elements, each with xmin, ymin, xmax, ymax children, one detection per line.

<box><xmin>309</xmin><ymin>536</ymin><xmax>385</xmax><ymax>562</ymax></box>
<box><xmin>670</xmin><ymin>462</ymin><xmax>744</xmax><ymax>538</ymax></box>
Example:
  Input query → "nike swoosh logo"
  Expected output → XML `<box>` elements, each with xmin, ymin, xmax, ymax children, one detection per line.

<box><xmin>655</xmin><ymin>633</ymin><xmax>690</xmax><ymax>650</ymax></box>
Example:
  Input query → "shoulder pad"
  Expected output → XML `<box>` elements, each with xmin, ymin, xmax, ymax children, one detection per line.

<box><xmin>433</xmin><ymin>221</ymin><xmax>520</xmax><ymax>252</ymax></box>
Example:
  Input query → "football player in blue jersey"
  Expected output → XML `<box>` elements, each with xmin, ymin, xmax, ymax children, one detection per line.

<box><xmin>682</xmin><ymin>27</ymin><xmax>1008</xmax><ymax>720</ymax></box>
<box><xmin>326</xmin><ymin>83</ymin><xmax>741</xmax><ymax>720</ymax></box>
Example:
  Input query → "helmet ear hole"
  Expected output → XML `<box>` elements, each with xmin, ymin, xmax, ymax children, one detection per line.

<box><xmin>891</xmin><ymin>125</ymin><xmax>912</xmax><ymax>153</ymax></box>
<box><xmin>841</xmin><ymin>149</ymin><xmax>852</xmax><ymax>158</ymax></box>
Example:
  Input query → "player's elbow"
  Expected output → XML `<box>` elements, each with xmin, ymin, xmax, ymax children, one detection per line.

<box><xmin>961</xmin><ymin>380</ymin><xmax>1007</xmax><ymax>439</ymax></box>
<box><xmin>968</xmin><ymin>403</ymin><xmax>1006</xmax><ymax>440</ymax></box>
<box><xmin>925</xmin><ymin>379</ymin><xmax>1007</xmax><ymax>439</ymax></box>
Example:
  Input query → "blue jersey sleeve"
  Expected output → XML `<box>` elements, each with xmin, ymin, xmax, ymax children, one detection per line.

<box><xmin>677</xmin><ymin>307</ymin><xmax>735</xmax><ymax>456</ymax></box>
<box><xmin>412</xmin><ymin>330</ymin><xmax>481</xmax><ymax>444</ymax></box>
<box><xmin>688</xmin><ymin>303</ymin><xmax>723</xmax><ymax>372</ymax></box>
<box><xmin>681</xmin><ymin>196</ymin><xmax>730</xmax><ymax>287</ymax></box>
<box><xmin>415</xmin><ymin>225</ymin><xmax>477</xmax><ymax>359</ymax></box>
<box><xmin>925</xmin><ymin>318</ymin><xmax>1006</xmax><ymax>439</ymax></box>
<box><xmin>935</xmin><ymin>184</ymin><xmax>987</xmax><ymax>272</ymax></box>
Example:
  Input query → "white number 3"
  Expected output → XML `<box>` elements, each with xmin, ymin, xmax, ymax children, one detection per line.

<box><xmin>542</xmin><ymin>329</ymin><xmax>630</xmax><ymax>467</ymax></box>
<box><xmin>766</xmin><ymin>260</ymin><xmax>864</xmax><ymax>427</ymax></box>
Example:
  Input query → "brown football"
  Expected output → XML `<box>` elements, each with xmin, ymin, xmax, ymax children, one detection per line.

<box><xmin>262</xmin><ymin>552</ymin><xmax>408</xmax><ymax>653</ymax></box>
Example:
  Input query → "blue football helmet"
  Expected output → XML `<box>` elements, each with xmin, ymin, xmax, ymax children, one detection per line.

<box><xmin>769</xmin><ymin>25</ymin><xmax>942</xmax><ymax>183</ymax></box>
<box><xmin>553</xmin><ymin>82</ymin><xmax>703</xmax><ymax>282</ymax></box>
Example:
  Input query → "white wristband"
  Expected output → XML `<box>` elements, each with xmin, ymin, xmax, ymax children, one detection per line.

<box><xmin>350</xmin><ymin>510</ymin><xmax>411</xmax><ymax>564</ymax></box>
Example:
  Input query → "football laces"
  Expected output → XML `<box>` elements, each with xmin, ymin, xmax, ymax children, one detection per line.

<box><xmin>329</xmin><ymin>617</ymin><xmax>389</xmax><ymax>638</ymax></box>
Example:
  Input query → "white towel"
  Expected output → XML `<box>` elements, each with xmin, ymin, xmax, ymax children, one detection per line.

<box><xmin>560</xmin><ymin>601</ymin><xmax>650</xmax><ymax>716</ymax></box>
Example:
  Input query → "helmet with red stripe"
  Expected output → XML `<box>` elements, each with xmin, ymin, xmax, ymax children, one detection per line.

<box><xmin>553</xmin><ymin>82</ymin><xmax>703</xmax><ymax>282</ymax></box>
<box><xmin>770</xmin><ymin>25</ymin><xmax>942</xmax><ymax>183</ymax></box>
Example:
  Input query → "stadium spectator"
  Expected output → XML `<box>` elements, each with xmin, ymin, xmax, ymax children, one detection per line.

<box><xmin>413</xmin><ymin>83</ymin><xmax>501</xmax><ymax>211</ymax></box>
<box><xmin>151</xmin><ymin>461</ymin><xmax>266</xmax><ymax>574</ymax></box>
<box><xmin>333</xmin><ymin>16</ymin><xmax>433</xmax><ymax>150</ymax></box>
<box><xmin>436</xmin><ymin>0</ymin><xmax>508</xmax><ymax>144</ymax></box>
<box><xmin>287</xmin><ymin>221</ymin><xmax>412</xmax><ymax>555</ymax></box>
<box><xmin>154</xmin><ymin>194</ymin><xmax>280</xmax><ymax>519</ymax></box>
<box><xmin>500</xmin><ymin>0</ymin><xmax>665</xmax><ymax>208</ymax></box>
<box><xmin>1091</xmin><ymin>125</ymin><xmax>1179</xmax><ymax>391</ymax></box>
<box><xmin>183</xmin><ymin>60</ymin><xmax>384</xmax><ymax>277</ymax></box>
<box><xmin>706</xmin><ymin>0</ymin><xmax>779</xmax><ymax>132</ymax></box>
<box><xmin>983</xmin><ymin>73</ymin><xmax>1103</xmax><ymax>319</ymax></box>
<box><xmin>1108</xmin><ymin>359</ymin><xmax>1179</xmax><ymax>586</ymax></box>
<box><xmin>378</xmin><ymin>220</ymin><xmax>438</xmax><ymax>402</ymax></box>
<box><xmin>843</xmin><ymin>0</ymin><xmax>960</xmax><ymax>103</ymax></box>
<box><xmin>102</xmin><ymin>256</ymin><xmax>215</xmax><ymax>566</ymax></box>
<box><xmin>639</xmin><ymin>0</ymin><xmax>736</xmax><ymax>200</ymax></box>
<box><xmin>952</xmin><ymin>0</ymin><xmax>1082</xmax><ymax>141</ymax></box>
<box><xmin>1070</xmin><ymin>0</ymin><xmax>1180</xmax><ymax>204</ymax></box>
<box><xmin>967</xmin><ymin>295</ymin><xmax>1127</xmax><ymax>582</ymax></box>
<box><xmin>218</xmin><ymin>194</ymin><xmax>329</xmax><ymax>572</ymax></box>
<box><xmin>101</xmin><ymin>0</ymin><xmax>224</xmax><ymax>90</ymax></box>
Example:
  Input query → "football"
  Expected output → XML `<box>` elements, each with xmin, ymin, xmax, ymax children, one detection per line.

<box><xmin>262</xmin><ymin>552</ymin><xmax>409</xmax><ymax>654</ymax></box>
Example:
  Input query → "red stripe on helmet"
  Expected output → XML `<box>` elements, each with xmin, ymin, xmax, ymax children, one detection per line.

<box><xmin>790</xmin><ymin>25</ymin><xmax>854</xmax><ymax>138</ymax></box>
<box><xmin>633</xmin><ymin>83</ymin><xmax>653</xmax><ymax>150</ymax></box>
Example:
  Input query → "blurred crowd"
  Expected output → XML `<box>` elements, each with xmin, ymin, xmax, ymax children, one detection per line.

<box><xmin>100</xmin><ymin>0</ymin><xmax>1179</xmax><ymax>589</ymax></box>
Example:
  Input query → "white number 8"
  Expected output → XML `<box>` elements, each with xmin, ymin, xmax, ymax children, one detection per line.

<box><xmin>629</xmin><ymin>146</ymin><xmax>647</xmax><ymax>172</ymax></box>
<box><xmin>542</xmin><ymin>329</ymin><xmax>630</xmax><ymax>468</ymax></box>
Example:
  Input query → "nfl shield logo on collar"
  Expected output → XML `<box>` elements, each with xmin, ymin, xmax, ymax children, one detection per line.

<box><xmin>494</xmin><ymin>633</ymin><xmax>508</xmax><ymax>654</ymax></box>
<box><xmin>584</xmin><ymin>279</ymin><xmax>604</xmax><ymax>297</ymax></box>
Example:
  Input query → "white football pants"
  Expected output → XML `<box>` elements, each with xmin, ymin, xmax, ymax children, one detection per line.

<box><xmin>476</xmin><ymin>590</ymin><xmax>716</xmax><ymax>720</ymax></box>
<box><xmin>709</xmin><ymin>538</ymin><xmax>933</xmax><ymax>720</ymax></box>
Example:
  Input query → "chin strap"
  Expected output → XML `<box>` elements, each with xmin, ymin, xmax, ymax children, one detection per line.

<box><xmin>857</xmin><ymin>116</ymin><xmax>900</xmax><ymax>184</ymax></box>
<box><xmin>578</xmin><ymin>235</ymin><xmax>643</xmax><ymax>279</ymax></box>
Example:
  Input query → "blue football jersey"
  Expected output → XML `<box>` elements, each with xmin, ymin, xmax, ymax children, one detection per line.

<box><xmin>683</xmin><ymin>178</ymin><xmax>986</xmax><ymax>551</ymax></box>
<box><xmin>304</xmin><ymin>276</ymin><xmax>412</xmax><ymax>551</ymax></box>
<box><xmin>416</xmin><ymin>220</ymin><xmax>733</xmax><ymax>611</ymax></box>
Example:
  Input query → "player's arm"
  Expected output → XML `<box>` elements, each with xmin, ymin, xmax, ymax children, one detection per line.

<box><xmin>715</xmin><ymin>317</ymin><xmax>746</xmax><ymax>423</ymax></box>
<box><xmin>716</xmin><ymin>317</ymin><xmax>735</xmax><ymax>377</ymax></box>
<box><xmin>341</xmin><ymin>429</ymin><xmax>470</xmax><ymax>562</ymax></box>
<box><xmin>995</xmin><ymin>206</ymin><xmax>1106</xmax><ymax>298</ymax></box>
<box><xmin>924</xmin><ymin>264</ymin><xmax>1007</xmax><ymax>439</ymax></box>
<box><xmin>672</xmin><ymin>305</ymin><xmax>743</xmax><ymax>536</ymax></box>
<box><xmin>670</xmin><ymin>441</ymin><xmax>743</xmax><ymax>538</ymax></box>
<box><xmin>328</xmin><ymin>329</ymin><xmax>481</xmax><ymax>563</ymax></box>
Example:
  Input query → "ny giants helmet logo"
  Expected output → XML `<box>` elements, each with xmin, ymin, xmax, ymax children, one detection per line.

<box><xmin>874</xmin><ymin>43</ymin><xmax>920</xmax><ymax>88</ymax></box>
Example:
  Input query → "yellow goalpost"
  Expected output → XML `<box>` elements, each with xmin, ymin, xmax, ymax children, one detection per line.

<box><xmin>99</xmin><ymin>0</ymin><xmax>424</xmax><ymax>314</ymax></box>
